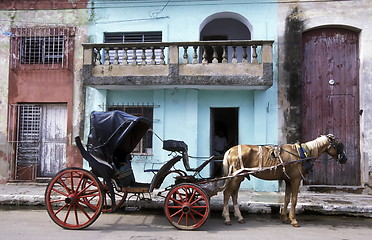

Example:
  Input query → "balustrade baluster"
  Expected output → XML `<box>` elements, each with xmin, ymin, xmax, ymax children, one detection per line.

<box><xmin>232</xmin><ymin>45</ymin><xmax>237</xmax><ymax>63</ymax></box>
<box><xmin>104</xmin><ymin>48</ymin><xmax>110</xmax><ymax>65</ymax></box>
<box><xmin>212</xmin><ymin>46</ymin><xmax>218</xmax><ymax>64</ymax></box>
<box><xmin>192</xmin><ymin>46</ymin><xmax>198</xmax><ymax>64</ymax></box>
<box><xmin>122</xmin><ymin>48</ymin><xmax>128</xmax><ymax>65</ymax></box>
<box><xmin>242</xmin><ymin>45</ymin><xmax>248</xmax><ymax>63</ymax></box>
<box><xmin>141</xmin><ymin>48</ymin><xmax>147</xmax><ymax>65</ymax></box>
<box><xmin>252</xmin><ymin>45</ymin><xmax>258</xmax><ymax>63</ymax></box>
<box><xmin>131</xmin><ymin>47</ymin><xmax>138</xmax><ymax>65</ymax></box>
<box><xmin>150</xmin><ymin>47</ymin><xmax>156</xmax><ymax>65</ymax></box>
<box><xmin>202</xmin><ymin>47</ymin><xmax>208</xmax><ymax>64</ymax></box>
<box><xmin>94</xmin><ymin>47</ymin><xmax>102</xmax><ymax>65</ymax></box>
<box><xmin>222</xmin><ymin>46</ymin><xmax>227</xmax><ymax>63</ymax></box>
<box><xmin>183</xmin><ymin>46</ymin><xmax>189</xmax><ymax>64</ymax></box>
<box><xmin>113</xmin><ymin>47</ymin><xmax>119</xmax><ymax>65</ymax></box>
<box><xmin>159</xmin><ymin>46</ymin><xmax>165</xmax><ymax>65</ymax></box>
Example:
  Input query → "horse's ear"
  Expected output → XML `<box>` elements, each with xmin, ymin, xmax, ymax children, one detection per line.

<box><xmin>326</xmin><ymin>134</ymin><xmax>335</xmax><ymax>141</ymax></box>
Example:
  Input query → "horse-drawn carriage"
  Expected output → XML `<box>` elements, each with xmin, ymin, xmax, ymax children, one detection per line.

<box><xmin>45</xmin><ymin>110</ymin><xmax>218</xmax><ymax>230</ymax></box>
<box><xmin>45</xmin><ymin>110</ymin><xmax>347</xmax><ymax>230</ymax></box>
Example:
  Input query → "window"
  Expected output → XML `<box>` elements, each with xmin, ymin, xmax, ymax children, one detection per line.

<box><xmin>104</xmin><ymin>31</ymin><xmax>162</xmax><ymax>64</ymax></box>
<box><xmin>10</xmin><ymin>27</ymin><xmax>74</xmax><ymax>70</ymax></box>
<box><xmin>21</xmin><ymin>36</ymin><xmax>64</xmax><ymax>64</ymax></box>
<box><xmin>108</xmin><ymin>105</ymin><xmax>154</xmax><ymax>155</ymax></box>
<box><xmin>104</xmin><ymin>32</ymin><xmax>162</xmax><ymax>43</ymax></box>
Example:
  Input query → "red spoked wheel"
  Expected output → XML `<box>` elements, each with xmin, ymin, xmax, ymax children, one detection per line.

<box><xmin>45</xmin><ymin>168</ymin><xmax>103</xmax><ymax>230</ymax></box>
<box><xmin>100</xmin><ymin>179</ymin><xmax>127</xmax><ymax>213</ymax></box>
<box><xmin>164</xmin><ymin>183</ymin><xmax>210</xmax><ymax>230</ymax></box>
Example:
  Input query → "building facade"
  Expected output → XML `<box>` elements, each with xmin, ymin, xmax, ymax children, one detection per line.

<box><xmin>0</xmin><ymin>0</ymin><xmax>371</xmax><ymax>194</ymax></box>
<box><xmin>84</xmin><ymin>0</ymin><xmax>278</xmax><ymax>191</ymax></box>
<box><xmin>0</xmin><ymin>0</ymin><xmax>89</xmax><ymax>183</ymax></box>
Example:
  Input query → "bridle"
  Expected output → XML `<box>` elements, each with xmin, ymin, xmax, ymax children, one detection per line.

<box><xmin>327</xmin><ymin>137</ymin><xmax>347</xmax><ymax>164</ymax></box>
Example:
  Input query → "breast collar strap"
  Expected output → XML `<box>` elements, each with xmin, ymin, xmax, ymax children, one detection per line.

<box><xmin>295</xmin><ymin>143</ymin><xmax>313</xmax><ymax>173</ymax></box>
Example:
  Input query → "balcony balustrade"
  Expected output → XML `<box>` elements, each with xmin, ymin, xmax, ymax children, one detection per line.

<box><xmin>82</xmin><ymin>40</ymin><xmax>274</xmax><ymax>89</ymax></box>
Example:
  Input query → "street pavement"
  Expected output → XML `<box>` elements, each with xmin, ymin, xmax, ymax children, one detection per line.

<box><xmin>1</xmin><ymin>182</ymin><xmax>371</xmax><ymax>217</ymax></box>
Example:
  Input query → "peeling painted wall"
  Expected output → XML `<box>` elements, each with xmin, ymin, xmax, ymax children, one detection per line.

<box><xmin>0</xmin><ymin>4</ymin><xmax>89</xmax><ymax>182</ymax></box>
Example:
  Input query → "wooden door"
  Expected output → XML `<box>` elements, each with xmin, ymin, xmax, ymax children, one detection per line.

<box><xmin>302</xmin><ymin>28</ymin><xmax>360</xmax><ymax>185</ymax></box>
<box><xmin>39</xmin><ymin>104</ymin><xmax>67</xmax><ymax>177</ymax></box>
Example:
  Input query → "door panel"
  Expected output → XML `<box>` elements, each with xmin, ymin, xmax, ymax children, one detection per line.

<box><xmin>39</xmin><ymin>104</ymin><xmax>67</xmax><ymax>177</ymax></box>
<box><xmin>302</xmin><ymin>28</ymin><xmax>360</xmax><ymax>185</ymax></box>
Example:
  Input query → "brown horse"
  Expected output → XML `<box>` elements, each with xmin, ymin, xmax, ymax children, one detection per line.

<box><xmin>221</xmin><ymin>134</ymin><xmax>347</xmax><ymax>227</ymax></box>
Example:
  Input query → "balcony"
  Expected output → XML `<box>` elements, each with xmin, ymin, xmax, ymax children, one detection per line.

<box><xmin>82</xmin><ymin>40</ymin><xmax>274</xmax><ymax>90</ymax></box>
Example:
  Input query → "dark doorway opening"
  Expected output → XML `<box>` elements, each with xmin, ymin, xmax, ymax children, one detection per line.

<box><xmin>210</xmin><ymin>108</ymin><xmax>238</xmax><ymax>177</ymax></box>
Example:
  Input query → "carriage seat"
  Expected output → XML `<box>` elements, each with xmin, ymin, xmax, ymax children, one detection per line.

<box><xmin>162</xmin><ymin>140</ymin><xmax>188</xmax><ymax>152</ymax></box>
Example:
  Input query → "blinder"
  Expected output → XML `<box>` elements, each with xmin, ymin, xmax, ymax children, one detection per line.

<box><xmin>327</xmin><ymin>137</ymin><xmax>347</xmax><ymax>164</ymax></box>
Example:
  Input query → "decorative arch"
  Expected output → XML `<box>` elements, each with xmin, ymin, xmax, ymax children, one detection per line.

<box><xmin>303</xmin><ymin>24</ymin><xmax>361</xmax><ymax>34</ymax></box>
<box><xmin>199</xmin><ymin>12</ymin><xmax>253</xmax><ymax>37</ymax></box>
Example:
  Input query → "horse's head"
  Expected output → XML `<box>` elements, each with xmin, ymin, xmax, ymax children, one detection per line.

<box><xmin>325</xmin><ymin>134</ymin><xmax>347</xmax><ymax>164</ymax></box>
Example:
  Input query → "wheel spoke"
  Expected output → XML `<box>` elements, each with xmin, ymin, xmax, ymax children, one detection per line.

<box><xmin>170</xmin><ymin>209</ymin><xmax>183</xmax><ymax>218</ymax></box>
<box><xmin>57</xmin><ymin>177</ymin><xmax>72</xmax><ymax>194</ymax></box>
<box><xmin>177</xmin><ymin>212</ymin><xmax>186</xmax><ymax>225</ymax></box>
<box><xmin>187</xmin><ymin>211</ymin><xmax>197</xmax><ymax>225</ymax></box>
<box><xmin>74</xmin><ymin>204</ymin><xmax>79</xmax><ymax>226</ymax></box>
<box><xmin>169</xmin><ymin>196</ymin><xmax>183</xmax><ymax>206</ymax></box>
<box><xmin>190</xmin><ymin>208</ymin><xmax>206</xmax><ymax>217</ymax></box>
<box><xmin>76</xmin><ymin>201</ymin><xmax>93</xmax><ymax>220</ymax></box>
<box><xmin>54</xmin><ymin>203</ymin><xmax>68</xmax><ymax>216</ymax></box>
<box><xmin>64</xmin><ymin>203</ymin><xmax>73</xmax><ymax>224</ymax></box>
<box><xmin>50</xmin><ymin>187</ymin><xmax>69</xmax><ymax>197</ymax></box>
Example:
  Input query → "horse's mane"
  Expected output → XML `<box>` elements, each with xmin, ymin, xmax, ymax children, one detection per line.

<box><xmin>304</xmin><ymin>135</ymin><xmax>329</xmax><ymax>157</ymax></box>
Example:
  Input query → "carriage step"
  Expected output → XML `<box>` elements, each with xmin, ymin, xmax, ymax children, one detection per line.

<box><xmin>121</xmin><ymin>182</ymin><xmax>150</xmax><ymax>193</ymax></box>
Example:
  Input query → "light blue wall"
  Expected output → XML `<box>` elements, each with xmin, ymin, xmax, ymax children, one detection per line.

<box><xmin>87</xmin><ymin>0</ymin><xmax>278</xmax><ymax>191</ymax></box>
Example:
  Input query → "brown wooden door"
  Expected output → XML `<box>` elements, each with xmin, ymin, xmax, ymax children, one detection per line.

<box><xmin>302</xmin><ymin>28</ymin><xmax>360</xmax><ymax>186</ymax></box>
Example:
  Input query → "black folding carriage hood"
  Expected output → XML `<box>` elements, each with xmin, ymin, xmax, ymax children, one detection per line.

<box><xmin>87</xmin><ymin>110</ymin><xmax>152</xmax><ymax>165</ymax></box>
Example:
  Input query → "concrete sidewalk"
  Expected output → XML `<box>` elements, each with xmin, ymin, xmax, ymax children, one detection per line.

<box><xmin>1</xmin><ymin>182</ymin><xmax>371</xmax><ymax>218</ymax></box>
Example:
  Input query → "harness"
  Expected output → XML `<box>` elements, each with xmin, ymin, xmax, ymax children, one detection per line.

<box><xmin>295</xmin><ymin>143</ymin><xmax>314</xmax><ymax>173</ymax></box>
<box><xmin>232</xmin><ymin>143</ymin><xmax>316</xmax><ymax>180</ymax></box>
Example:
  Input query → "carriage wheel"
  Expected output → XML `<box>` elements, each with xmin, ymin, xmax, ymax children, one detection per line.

<box><xmin>45</xmin><ymin>168</ymin><xmax>103</xmax><ymax>230</ymax></box>
<box><xmin>100</xmin><ymin>179</ymin><xmax>127</xmax><ymax>213</ymax></box>
<box><xmin>164</xmin><ymin>183</ymin><xmax>210</xmax><ymax>230</ymax></box>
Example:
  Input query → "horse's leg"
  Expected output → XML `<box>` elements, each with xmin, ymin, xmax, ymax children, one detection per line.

<box><xmin>289</xmin><ymin>180</ymin><xmax>301</xmax><ymax>227</ymax></box>
<box><xmin>280</xmin><ymin>180</ymin><xmax>291</xmax><ymax>223</ymax></box>
<box><xmin>232</xmin><ymin>186</ymin><xmax>245</xmax><ymax>223</ymax></box>
<box><xmin>222</xmin><ymin>187</ymin><xmax>232</xmax><ymax>225</ymax></box>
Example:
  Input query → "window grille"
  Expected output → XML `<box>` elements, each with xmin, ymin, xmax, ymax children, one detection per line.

<box><xmin>10</xmin><ymin>27</ymin><xmax>74</xmax><ymax>70</ymax></box>
<box><xmin>7</xmin><ymin>104</ymin><xmax>42</xmax><ymax>181</ymax></box>
<box><xmin>104</xmin><ymin>31</ymin><xmax>162</xmax><ymax>64</ymax></box>
<box><xmin>107</xmin><ymin>104</ymin><xmax>154</xmax><ymax>155</ymax></box>
<box><xmin>16</xmin><ymin>105</ymin><xmax>41</xmax><ymax>165</ymax></box>
<box><xmin>20</xmin><ymin>36</ymin><xmax>64</xmax><ymax>64</ymax></box>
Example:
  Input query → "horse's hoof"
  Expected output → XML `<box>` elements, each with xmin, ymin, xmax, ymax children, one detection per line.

<box><xmin>291</xmin><ymin>223</ymin><xmax>300</xmax><ymax>227</ymax></box>
<box><xmin>225</xmin><ymin>221</ymin><xmax>232</xmax><ymax>225</ymax></box>
<box><xmin>238</xmin><ymin>219</ymin><xmax>245</xmax><ymax>224</ymax></box>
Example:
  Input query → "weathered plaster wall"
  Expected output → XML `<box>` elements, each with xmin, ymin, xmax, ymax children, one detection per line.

<box><xmin>278</xmin><ymin>0</ymin><xmax>372</xmax><ymax>187</ymax></box>
<box><xmin>0</xmin><ymin>7</ymin><xmax>89</xmax><ymax>182</ymax></box>
<box><xmin>0</xmin><ymin>14</ymin><xmax>11</xmax><ymax>183</ymax></box>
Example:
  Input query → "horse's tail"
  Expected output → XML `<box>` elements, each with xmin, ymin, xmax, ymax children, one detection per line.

<box><xmin>216</xmin><ymin>149</ymin><xmax>233</xmax><ymax>191</ymax></box>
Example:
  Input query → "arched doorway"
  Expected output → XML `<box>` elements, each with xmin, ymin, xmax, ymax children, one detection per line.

<box><xmin>302</xmin><ymin>27</ymin><xmax>360</xmax><ymax>186</ymax></box>
<box><xmin>200</xmin><ymin>12</ymin><xmax>251</xmax><ymax>63</ymax></box>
